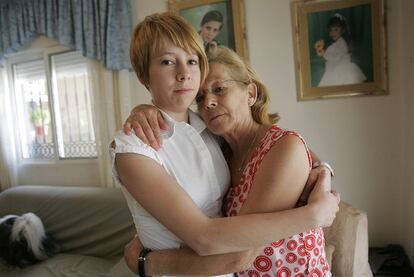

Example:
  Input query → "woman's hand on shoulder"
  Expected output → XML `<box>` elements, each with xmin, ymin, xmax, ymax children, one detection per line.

<box><xmin>123</xmin><ymin>104</ymin><xmax>169</xmax><ymax>150</ymax></box>
<box><xmin>307</xmin><ymin>170</ymin><xmax>340</xmax><ymax>228</ymax></box>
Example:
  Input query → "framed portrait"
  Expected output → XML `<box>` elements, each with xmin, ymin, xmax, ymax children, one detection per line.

<box><xmin>168</xmin><ymin>0</ymin><xmax>248</xmax><ymax>60</ymax></box>
<box><xmin>291</xmin><ymin>0</ymin><xmax>387</xmax><ymax>101</ymax></box>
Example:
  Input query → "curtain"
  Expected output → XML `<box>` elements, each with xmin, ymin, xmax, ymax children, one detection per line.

<box><xmin>0</xmin><ymin>68</ymin><xmax>18</xmax><ymax>190</ymax></box>
<box><xmin>0</xmin><ymin>0</ymin><xmax>132</xmax><ymax>70</ymax></box>
<box><xmin>87</xmin><ymin>60</ymin><xmax>121</xmax><ymax>187</ymax></box>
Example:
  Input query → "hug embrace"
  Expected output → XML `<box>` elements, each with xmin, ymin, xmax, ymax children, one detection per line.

<box><xmin>110</xmin><ymin>12</ymin><xmax>339</xmax><ymax>277</ymax></box>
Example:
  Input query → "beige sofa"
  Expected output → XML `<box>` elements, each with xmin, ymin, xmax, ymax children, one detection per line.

<box><xmin>0</xmin><ymin>185</ymin><xmax>372</xmax><ymax>276</ymax></box>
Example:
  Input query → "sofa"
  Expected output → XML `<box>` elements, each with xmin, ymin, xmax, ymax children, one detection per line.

<box><xmin>0</xmin><ymin>185</ymin><xmax>372</xmax><ymax>276</ymax></box>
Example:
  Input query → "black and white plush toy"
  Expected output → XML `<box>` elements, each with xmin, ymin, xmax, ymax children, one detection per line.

<box><xmin>0</xmin><ymin>213</ymin><xmax>59</xmax><ymax>267</ymax></box>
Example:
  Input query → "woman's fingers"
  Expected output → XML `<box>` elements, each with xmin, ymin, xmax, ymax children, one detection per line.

<box><xmin>122</xmin><ymin>105</ymin><xmax>169</xmax><ymax>150</ymax></box>
<box><xmin>297</xmin><ymin>181</ymin><xmax>315</xmax><ymax>207</ymax></box>
<box><xmin>124</xmin><ymin>235</ymin><xmax>142</xmax><ymax>274</ymax></box>
<box><xmin>307</xmin><ymin>170</ymin><xmax>340</xmax><ymax>227</ymax></box>
<box><xmin>157</xmin><ymin>112</ymin><xmax>169</xmax><ymax>146</ymax></box>
<box><xmin>132</xmin><ymin>122</ymin><xmax>150</xmax><ymax>146</ymax></box>
<box><xmin>123</xmin><ymin>121</ymin><xmax>132</xmax><ymax>135</ymax></box>
<box><xmin>139</xmin><ymin>115</ymin><xmax>160</xmax><ymax>150</ymax></box>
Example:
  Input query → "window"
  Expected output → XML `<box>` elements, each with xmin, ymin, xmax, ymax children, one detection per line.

<box><xmin>10</xmin><ymin>50</ymin><xmax>97</xmax><ymax>161</ymax></box>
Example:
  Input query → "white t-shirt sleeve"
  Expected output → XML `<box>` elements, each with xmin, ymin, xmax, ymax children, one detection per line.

<box><xmin>110</xmin><ymin>130</ymin><xmax>162</xmax><ymax>184</ymax></box>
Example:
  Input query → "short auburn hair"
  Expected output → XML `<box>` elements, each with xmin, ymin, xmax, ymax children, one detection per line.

<box><xmin>130</xmin><ymin>12</ymin><xmax>208</xmax><ymax>87</ymax></box>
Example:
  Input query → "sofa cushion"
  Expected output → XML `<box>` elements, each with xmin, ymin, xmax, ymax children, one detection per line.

<box><xmin>0</xmin><ymin>254</ymin><xmax>114</xmax><ymax>277</ymax></box>
<box><xmin>324</xmin><ymin>202</ymin><xmax>372</xmax><ymax>277</ymax></box>
<box><xmin>0</xmin><ymin>186</ymin><xmax>135</xmax><ymax>258</ymax></box>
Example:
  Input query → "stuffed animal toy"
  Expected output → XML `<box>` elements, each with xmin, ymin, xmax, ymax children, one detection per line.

<box><xmin>0</xmin><ymin>212</ymin><xmax>59</xmax><ymax>267</ymax></box>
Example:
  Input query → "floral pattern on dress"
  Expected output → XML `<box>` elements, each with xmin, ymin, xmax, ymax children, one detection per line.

<box><xmin>224</xmin><ymin>125</ymin><xmax>330</xmax><ymax>276</ymax></box>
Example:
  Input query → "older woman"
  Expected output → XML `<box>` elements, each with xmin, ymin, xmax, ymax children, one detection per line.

<box><xmin>121</xmin><ymin>45</ymin><xmax>336</xmax><ymax>276</ymax></box>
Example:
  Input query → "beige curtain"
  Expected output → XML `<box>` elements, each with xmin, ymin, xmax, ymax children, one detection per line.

<box><xmin>0</xmin><ymin>68</ymin><xmax>18</xmax><ymax>190</ymax></box>
<box><xmin>87</xmin><ymin>61</ymin><xmax>130</xmax><ymax>188</ymax></box>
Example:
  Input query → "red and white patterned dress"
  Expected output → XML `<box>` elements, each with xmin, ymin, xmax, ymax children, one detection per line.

<box><xmin>224</xmin><ymin>125</ymin><xmax>331</xmax><ymax>277</ymax></box>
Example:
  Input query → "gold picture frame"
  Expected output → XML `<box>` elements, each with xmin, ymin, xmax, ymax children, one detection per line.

<box><xmin>168</xmin><ymin>0</ymin><xmax>248</xmax><ymax>60</ymax></box>
<box><xmin>291</xmin><ymin>0</ymin><xmax>387</xmax><ymax>101</ymax></box>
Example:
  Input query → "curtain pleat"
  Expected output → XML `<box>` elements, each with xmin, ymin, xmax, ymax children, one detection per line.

<box><xmin>0</xmin><ymin>0</ymin><xmax>132</xmax><ymax>70</ymax></box>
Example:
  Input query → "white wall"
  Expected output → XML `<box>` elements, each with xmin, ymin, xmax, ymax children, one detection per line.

<box><xmin>241</xmin><ymin>0</ymin><xmax>410</xmax><ymax>249</ymax></box>
<box><xmin>128</xmin><ymin>0</ymin><xmax>413</xmax><ymax>258</ymax></box>
<box><xmin>400</xmin><ymin>0</ymin><xmax>414</xmax><ymax>264</ymax></box>
<box><xmin>128</xmin><ymin>0</ymin><xmax>168</xmax><ymax>109</ymax></box>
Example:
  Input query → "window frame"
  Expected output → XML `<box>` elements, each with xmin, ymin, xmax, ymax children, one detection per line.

<box><xmin>6</xmin><ymin>46</ymin><xmax>98</xmax><ymax>165</ymax></box>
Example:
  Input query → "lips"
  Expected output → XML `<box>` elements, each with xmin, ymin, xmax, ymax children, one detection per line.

<box><xmin>174</xmin><ymin>88</ymin><xmax>193</xmax><ymax>94</ymax></box>
<box><xmin>209</xmin><ymin>113</ymin><xmax>224</xmax><ymax>122</ymax></box>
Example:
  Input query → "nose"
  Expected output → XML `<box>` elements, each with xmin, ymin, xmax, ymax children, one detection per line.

<box><xmin>203</xmin><ymin>92</ymin><xmax>217</xmax><ymax>110</ymax></box>
<box><xmin>176</xmin><ymin>63</ymin><xmax>190</xmax><ymax>82</ymax></box>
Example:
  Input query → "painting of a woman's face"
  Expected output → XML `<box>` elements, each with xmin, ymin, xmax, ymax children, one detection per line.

<box><xmin>199</xmin><ymin>20</ymin><xmax>222</xmax><ymax>43</ymax></box>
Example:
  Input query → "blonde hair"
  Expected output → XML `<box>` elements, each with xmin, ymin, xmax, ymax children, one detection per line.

<box><xmin>207</xmin><ymin>47</ymin><xmax>279</xmax><ymax>124</ymax></box>
<box><xmin>130</xmin><ymin>12</ymin><xmax>208</xmax><ymax>87</ymax></box>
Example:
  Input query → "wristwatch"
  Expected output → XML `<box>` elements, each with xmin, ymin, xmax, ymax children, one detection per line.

<box><xmin>138</xmin><ymin>247</ymin><xmax>152</xmax><ymax>277</ymax></box>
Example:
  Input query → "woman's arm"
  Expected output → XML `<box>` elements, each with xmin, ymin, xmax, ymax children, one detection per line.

<box><xmin>116</xmin><ymin>152</ymin><xmax>338</xmax><ymax>256</ymax></box>
<box><xmin>122</xmin><ymin>135</ymin><xmax>336</xmax><ymax>275</ymax></box>
<box><xmin>122</xmin><ymin>106</ymin><xmax>333</xmax><ymax>199</ymax></box>
<box><xmin>124</xmin><ymin>236</ymin><xmax>260</xmax><ymax>275</ymax></box>
<box><xmin>240</xmin><ymin>135</ymin><xmax>312</xmax><ymax>214</ymax></box>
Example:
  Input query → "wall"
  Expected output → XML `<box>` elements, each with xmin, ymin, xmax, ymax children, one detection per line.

<box><xmin>128</xmin><ymin>0</ymin><xmax>413</xmax><ymax>255</ymax></box>
<box><xmin>243</xmin><ymin>0</ymin><xmax>411</xmax><ymax>250</ymax></box>
<box><xmin>400</xmin><ymin>0</ymin><xmax>414</xmax><ymax>264</ymax></box>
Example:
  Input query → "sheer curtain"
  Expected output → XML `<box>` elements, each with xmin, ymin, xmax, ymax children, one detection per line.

<box><xmin>0</xmin><ymin>68</ymin><xmax>18</xmax><ymax>190</ymax></box>
<box><xmin>87</xmin><ymin>60</ymin><xmax>128</xmax><ymax>188</ymax></box>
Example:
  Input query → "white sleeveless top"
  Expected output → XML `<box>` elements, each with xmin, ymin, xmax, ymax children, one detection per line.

<box><xmin>110</xmin><ymin>110</ymin><xmax>233</xmax><ymax>277</ymax></box>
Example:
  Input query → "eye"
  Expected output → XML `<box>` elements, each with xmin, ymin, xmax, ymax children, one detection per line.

<box><xmin>195</xmin><ymin>93</ymin><xmax>205</xmax><ymax>104</ymax></box>
<box><xmin>212</xmin><ymin>86</ymin><xmax>225</xmax><ymax>94</ymax></box>
<box><xmin>161</xmin><ymin>59</ymin><xmax>174</xmax><ymax>65</ymax></box>
<box><xmin>188</xmin><ymin>59</ymin><xmax>198</xmax><ymax>65</ymax></box>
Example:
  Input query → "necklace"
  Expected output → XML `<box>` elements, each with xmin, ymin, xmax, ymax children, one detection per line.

<box><xmin>234</xmin><ymin>128</ymin><xmax>260</xmax><ymax>173</ymax></box>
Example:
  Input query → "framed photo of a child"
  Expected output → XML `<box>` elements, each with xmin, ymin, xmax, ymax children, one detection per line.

<box><xmin>168</xmin><ymin>0</ymin><xmax>248</xmax><ymax>60</ymax></box>
<box><xmin>291</xmin><ymin>0</ymin><xmax>387</xmax><ymax>101</ymax></box>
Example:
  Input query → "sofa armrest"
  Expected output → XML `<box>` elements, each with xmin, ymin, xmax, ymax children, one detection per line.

<box><xmin>0</xmin><ymin>185</ymin><xmax>135</xmax><ymax>258</ymax></box>
<box><xmin>324</xmin><ymin>202</ymin><xmax>373</xmax><ymax>277</ymax></box>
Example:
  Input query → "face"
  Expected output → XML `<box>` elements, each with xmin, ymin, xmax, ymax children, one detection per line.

<box><xmin>196</xmin><ymin>63</ymin><xmax>254</xmax><ymax>136</ymax></box>
<box><xmin>329</xmin><ymin>25</ymin><xmax>343</xmax><ymax>41</ymax></box>
<box><xmin>146</xmin><ymin>38</ymin><xmax>201</xmax><ymax>113</ymax></box>
<box><xmin>199</xmin><ymin>21</ymin><xmax>222</xmax><ymax>43</ymax></box>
